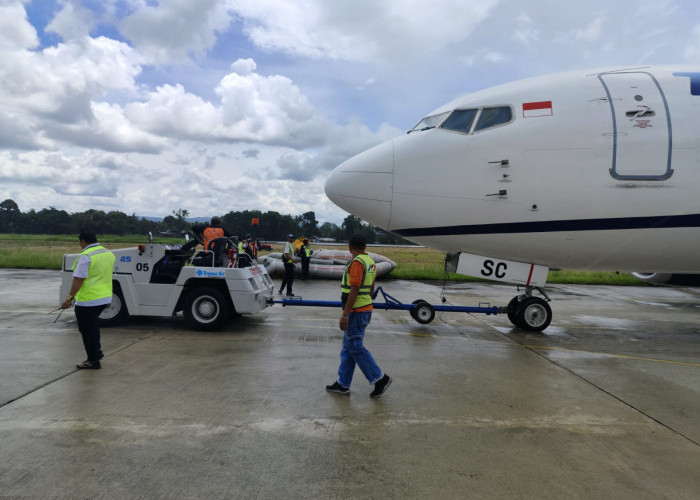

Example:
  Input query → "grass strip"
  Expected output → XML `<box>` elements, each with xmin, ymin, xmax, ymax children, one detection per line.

<box><xmin>0</xmin><ymin>234</ymin><xmax>648</xmax><ymax>284</ymax></box>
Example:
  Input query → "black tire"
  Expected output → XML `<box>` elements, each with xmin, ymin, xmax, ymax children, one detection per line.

<box><xmin>183</xmin><ymin>287</ymin><xmax>230</xmax><ymax>331</ymax></box>
<box><xmin>99</xmin><ymin>285</ymin><xmax>129</xmax><ymax>327</ymax></box>
<box><xmin>514</xmin><ymin>297</ymin><xmax>552</xmax><ymax>332</ymax></box>
<box><xmin>410</xmin><ymin>299</ymin><xmax>435</xmax><ymax>324</ymax></box>
<box><xmin>507</xmin><ymin>296</ymin><xmax>525</xmax><ymax>329</ymax></box>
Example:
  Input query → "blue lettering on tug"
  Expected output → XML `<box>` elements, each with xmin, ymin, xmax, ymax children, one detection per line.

<box><xmin>195</xmin><ymin>269</ymin><xmax>226</xmax><ymax>277</ymax></box>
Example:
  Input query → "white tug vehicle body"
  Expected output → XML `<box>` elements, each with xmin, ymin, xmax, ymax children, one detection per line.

<box><xmin>60</xmin><ymin>238</ymin><xmax>274</xmax><ymax>331</ymax></box>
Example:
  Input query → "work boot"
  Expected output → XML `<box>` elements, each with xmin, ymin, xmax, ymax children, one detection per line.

<box><xmin>370</xmin><ymin>374</ymin><xmax>392</xmax><ymax>398</ymax></box>
<box><xmin>325</xmin><ymin>382</ymin><xmax>350</xmax><ymax>395</ymax></box>
<box><xmin>76</xmin><ymin>360</ymin><xmax>101</xmax><ymax>370</ymax></box>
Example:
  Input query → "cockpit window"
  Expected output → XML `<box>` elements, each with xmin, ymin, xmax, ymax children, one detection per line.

<box><xmin>473</xmin><ymin>106</ymin><xmax>513</xmax><ymax>132</ymax></box>
<box><xmin>408</xmin><ymin>111</ymin><xmax>450</xmax><ymax>133</ymax></box>
<box><xmin>440</xmin><ymin>109</ymin><xmax>478</xmax><ymax>134</ymax></box>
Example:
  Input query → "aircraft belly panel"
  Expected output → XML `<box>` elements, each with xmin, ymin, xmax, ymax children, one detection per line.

<box><xmin>408</xmin><ymin>228</ymin><xmax>699</xmax><ymax>273</ymax></box>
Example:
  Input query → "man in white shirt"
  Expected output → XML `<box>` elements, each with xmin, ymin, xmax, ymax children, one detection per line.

<box><xmin>60</xmin><ymin>229</ymin><xmax>116</xmax><ymax>369</ymax></box>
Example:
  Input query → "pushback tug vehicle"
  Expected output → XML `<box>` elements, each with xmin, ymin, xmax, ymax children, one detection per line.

<box><xmin>60</xmin><ymin>235</ymin><xmax>274</xmax><ymax>331</ymax></box>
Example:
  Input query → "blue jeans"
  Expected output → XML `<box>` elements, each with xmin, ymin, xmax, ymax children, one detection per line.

<box><xmin>337</xmin><ymin>311</ymin><xmax>383</xmax><ymax>387</ymax></box>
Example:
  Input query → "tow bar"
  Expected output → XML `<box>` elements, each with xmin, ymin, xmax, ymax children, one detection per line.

<box><xmin>272</xmin><ymin>286</ymin><xmax>505</xmax><ymax>325</ymax></box>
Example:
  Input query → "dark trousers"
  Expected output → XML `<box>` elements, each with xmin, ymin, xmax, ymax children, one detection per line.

<box><xmin>280</xmin><ymin>262</ymin><xmax>295</xmax><ymax>294</ymax></box>
<box><xmin>301</xmin><ymin>258</ymin><xmax>310</xmax><ymax>279</ymax></box>
<box><xmin>74</xmin><ymin>304</ymin><xmax>107</xmax><ymax>362</ymax></box>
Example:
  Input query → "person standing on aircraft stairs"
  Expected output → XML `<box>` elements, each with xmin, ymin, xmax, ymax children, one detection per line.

<box><xmin>300</xmin><ymin>239</ymin><xmax>312</xmax><ymax>279</ymax></box>
<box><xmin>279</xmin><ymin>233</ymin><xmax>296</xmax><ymax>296</ymax></box>
<box><xmin>326</xmin><ymin>234</ymin><xmax>392</xmax><ymax>398</ymax></box>
<box><xmin>60</xmin><ymin>229</ymin><xmax>116</xmax><ymax>370</ymax></box>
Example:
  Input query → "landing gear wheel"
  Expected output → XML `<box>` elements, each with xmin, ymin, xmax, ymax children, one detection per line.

<box><xmin>99</xmin><ymin>285</ymin><xmax>129</xmax><ymax>327</ymax></box>
<box><xmin>513</xmin><ymin>297</ymin><xmax>552</xmax><ymax>332</ymax></box>
<box><xmin>507</xmin><ymin>296</ymin><xmax>525</xmax><ymax>329</ymax></box>
<box><xmin>183</xmin><ymin>287</ymin><xmax>230</xmax><ymax>331</ymax></box>
<box><xmin>410</xmin><ymin>299</ymin><xmax>435</xmax><ymax>324</ymax></box>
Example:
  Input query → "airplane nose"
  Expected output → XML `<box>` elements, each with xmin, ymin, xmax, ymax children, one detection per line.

<box><xmin>324</xmin><ymin>140</ymin><xmax>394</xmax><ymax>229</ymax></box>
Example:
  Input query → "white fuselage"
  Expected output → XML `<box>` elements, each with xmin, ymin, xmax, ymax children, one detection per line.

<box><xmin>325</xmin><ymin>66</ymin><xmax>700</xmax><ymax>273</ymax></box>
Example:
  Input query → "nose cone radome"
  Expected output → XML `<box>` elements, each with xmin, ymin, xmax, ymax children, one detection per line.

<box><xmin>324</xmin><ymin>140</ymin><xmax>394</xmax><ymax>229</ymax></box>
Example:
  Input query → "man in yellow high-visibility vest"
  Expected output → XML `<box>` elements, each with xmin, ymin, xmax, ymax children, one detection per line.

<box><xmin>60</xmin><ymin>229</ymin><xmax>116</xmax><ymax>370</ymax></box>
<box><xmin>326</xmin><ymin>234</ymin><xmax>391</xmax><ymax>398</ymax></box>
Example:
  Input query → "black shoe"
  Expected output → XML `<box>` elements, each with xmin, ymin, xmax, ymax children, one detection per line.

<box><xmin>76</xmin><ymin>360</ymin><xmax>101</xmax><ymax>370</ymax></box>
<box><xmin>370</xmin><ymin>374</ymin><xmax>392</xmax><ymax>398</ymax></box>
<box><xmin>325</xmin><ymin>382</ymin><xmax>350</xmax><ymax>395</ymax></box>
<box><xmin>278</xmin><ymin>289</ymin><xmax>283</xmax><ymax>294</ymax></box>
<box><xmin>286</xmin><ymin>293</ymin><xmax>295</xmax><ymax>297</ymax></box>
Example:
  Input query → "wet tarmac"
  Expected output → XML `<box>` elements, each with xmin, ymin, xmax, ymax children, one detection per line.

<box><xmin>0</xmin><ymin>269</ymin><xmax>699</xmax><ymax>499</ymax></box>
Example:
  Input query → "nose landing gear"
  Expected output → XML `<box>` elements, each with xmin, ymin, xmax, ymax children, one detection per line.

<box><xmin>506</xmin><ymin>287</ymin><xmax>552</xmax><ymax>332</ymax></box>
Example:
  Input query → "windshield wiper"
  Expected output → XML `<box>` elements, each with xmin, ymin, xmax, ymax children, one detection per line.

<box><xmin>407</xmin><ymin>126</ymin><xmax>435</xmax><ymax>134</ymax></box>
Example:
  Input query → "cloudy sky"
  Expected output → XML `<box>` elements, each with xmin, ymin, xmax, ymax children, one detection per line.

<box><xmin>1</xmin><ymin>0</ymin><xmax>699</xmax><ymax>223</ymax></box>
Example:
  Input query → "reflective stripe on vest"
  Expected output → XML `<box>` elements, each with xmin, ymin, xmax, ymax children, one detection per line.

<box><xmin>341</xmin><ymin>254</ymin><xmax>376</xmax><ymax>309</ymax></box>
<box><xmin>284</xmin><ymin>242</ymin><xmax>294</xmax><ymax>263</ymax></box>
<box><xmin>72</xmin><ymin>245</ymin><xmax>116</xmax><ymax>302</ymax></box>
<box><xmin>203</xmin><ymin>227</ymin><xmax>224</xmax><ymax>249</ymax></box>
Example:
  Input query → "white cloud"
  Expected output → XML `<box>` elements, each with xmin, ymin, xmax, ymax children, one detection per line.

<box><xmin>120</xmin><ymin>0</ymin><xmax>234</xmax><ymax>64</ymax></box>
<box><xmin>513</xmin><ymin>13</ymin><xmax>539</xmax><ymax>47</ymax></box>
<box><xmin>571</xmin><ymin>17</ymin><xmax>603</xmax><ymax>43</ymax></box>
<box><xmin>46</xmin><ymin>0</ymin><xmax>97</xmax><ymax>40</ymax></box>
<box><xmin>0</xmin><ymin>149</ymin><xmax>137</xmax><ymax>201</ymax></box>
<box><xmin>126</xmin><ymin>58</ymin><xmax>322</xmax><ymax>148</ymax></box>
<box><xmin>0</xmin><ymin>29</ymin><xmax>145</xmax><ymax>151</ymax></box>
<box><xmin>0</xmin><ymin>1</ymin><xmax>38</xmax><ymax>51</ymax></box>
<box><xmin>229</xmin><ymin>0</ymin><xmax>499</xmax><ymax>63</ymax></box>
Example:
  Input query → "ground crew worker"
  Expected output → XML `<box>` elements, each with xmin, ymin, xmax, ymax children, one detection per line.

<box><xmin>251</xmin><ymin>237</ymin><xmax>258</xmax><ymax>259</ymax></box>
<box><xmin>300</xmin><ymin>239</ymin><xmax>312</xmax><ymax>279</ymax></box>
<box><xmin>202</xmin><ymin>216</ymin><xmax>225</xmax><ymax>250</ymax></box>
<box><xmin>326</xmin><ymin>234</ymin><xmax>391</xmax><ymax>398</ymax></box>
<box><xmin>245</xmin><ymin>235</ymin><xmax>256</xmax><ymax>258</ymax></box>
<box><xmin>60</xmin><ymin>229</ymin><xmax>116</xmax><ymax>370</ymax></box>
<box><xmin>278</xmin><ymin>233</ymin><xmax>295</xmax><ymax>296</ymax></box>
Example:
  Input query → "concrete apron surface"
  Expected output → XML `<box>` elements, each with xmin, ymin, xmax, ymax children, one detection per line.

<box><xmin>0</xmin><ymin>269</ymin><xmax>699</xmax><ymax>499</ymax></box>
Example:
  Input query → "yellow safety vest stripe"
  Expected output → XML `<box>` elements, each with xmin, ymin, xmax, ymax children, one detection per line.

<box><xmin>72</xmin><ymin>245</ymin><xmax>116</xmax><ymax>302</ymax></box>
<box><xmin>341</xmin><ymin>254</ymin><xmax>376</xmax><ymax>309</ymax></box>
<box><xmin>284</xmin><ymin>242</ymin><xmax>294</xmax><ymax>263</ymax></box>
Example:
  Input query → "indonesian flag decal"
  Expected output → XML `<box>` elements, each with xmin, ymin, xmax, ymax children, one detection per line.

<box><xmin>522</xmin><ymin>100</ymin><xmax>553</xmax><ymax>118</ymax></box>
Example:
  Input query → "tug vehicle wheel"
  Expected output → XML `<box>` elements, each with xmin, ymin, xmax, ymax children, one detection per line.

<box><xmin>183</xmin><ymin>287</ymin><xmax>230</xmax><ymax>331</ymax></box>
<box><xmin>99</xmin><ymin>285</ymin><xmax>129</xmax><ymax>327</ymax></box>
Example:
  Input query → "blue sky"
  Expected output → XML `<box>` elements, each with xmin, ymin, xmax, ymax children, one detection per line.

<box><xmin>1</xmin><ymin>0</ymin><xmax>699</xmax><ymax>224</ymax></box>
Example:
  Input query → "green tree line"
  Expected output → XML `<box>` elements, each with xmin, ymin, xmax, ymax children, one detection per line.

<box><xmin>0</xmin><ymin>199</ymin><xmax>411</xmax><ymax>244</ymax></box>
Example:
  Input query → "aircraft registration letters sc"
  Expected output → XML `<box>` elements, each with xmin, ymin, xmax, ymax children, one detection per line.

<box><xmin>454</xmin><ymin>252</ymin><xmax>549</xmax><ymax>287</ymax></box>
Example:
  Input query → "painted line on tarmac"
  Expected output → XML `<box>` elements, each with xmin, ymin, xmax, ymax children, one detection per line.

<box><xmin>523</xmin><ymin>344</ymin><xmax>700</xmax><ymax>368</ymax></box>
